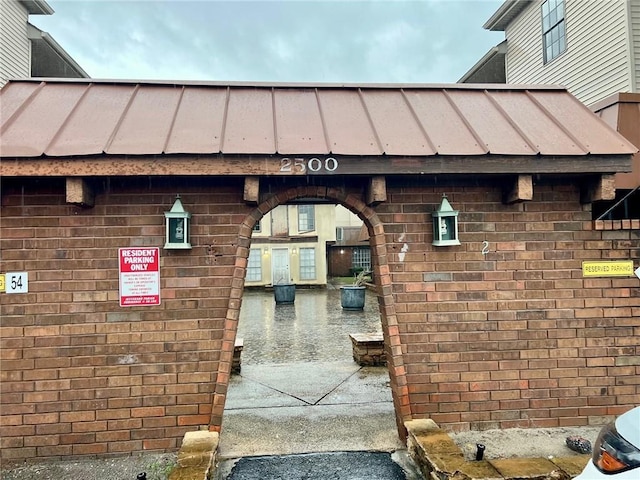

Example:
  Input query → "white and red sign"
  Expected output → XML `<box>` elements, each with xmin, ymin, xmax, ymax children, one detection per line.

<box><xmin>119</xmin><ymin>248</ymin><xmax>160</xmax><ymax>307</ymax></box>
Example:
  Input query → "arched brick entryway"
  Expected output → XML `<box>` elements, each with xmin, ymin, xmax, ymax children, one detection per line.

<box><xmin>209</xmin><ymin>185</ymin><xmax>411</xmax><ymax>439</ymax></box>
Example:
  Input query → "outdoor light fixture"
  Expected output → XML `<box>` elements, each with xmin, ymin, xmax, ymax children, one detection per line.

<box><xmin>292</xmin><ymin>247</ymin><xmax>298</xmax><ymax>255</ymax></box>
<box><xmin>432</xmin><ymin>194</ymin><xmax>460</xmax><ymax>246</ymax></box>
<box><xmin>164</xmin><ymin>195</ymin><xmax>191</xmax><ymax>250</ymax></box>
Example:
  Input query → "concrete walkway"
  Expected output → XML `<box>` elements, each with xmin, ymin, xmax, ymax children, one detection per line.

<box><xmin>219</xmin><ymin>362</ymin><xmax>404</xmax><ymax>458</ymax></box>
<box><xmin>216</xmin><ymin>288</ymin><xmax>416</xmax><ymax>476</ymax></box>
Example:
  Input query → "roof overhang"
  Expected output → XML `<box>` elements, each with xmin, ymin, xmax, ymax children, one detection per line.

<box><xmin>27</xmin><ymin>24</ymin><xmax>89</xmax><ymax>79</ymax></box>
<box><xmin>484</xmin><ymin>0</ymin><xmax>533</xmax><ymax>31</ymax></box>
<box><xmin>458</xmin><ymin>40</ymin><xmax>507</xmax><ymax>83</ymax></box>
<box><xmin>19</xmin><ymin>0</ymin><xmax>53</xmax><ymax>15</ymax></box>
<box><xmin>0</xmin><ymin>79</ymin><xmax>636</xmax><ymax>180</ymax></box>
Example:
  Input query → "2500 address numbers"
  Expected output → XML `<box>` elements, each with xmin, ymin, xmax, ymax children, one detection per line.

<box><xmin>280</xmin><ymin>157</ymin><xmax>338</xmax><ymax>174</ymax></box>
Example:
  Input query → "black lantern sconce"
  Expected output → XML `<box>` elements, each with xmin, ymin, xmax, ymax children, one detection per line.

<box><xmin>432</xmin><ymin>194</ymin><xmax>460</xmax><ymax>246</ymax></box>
<box><xmin>164</xmin><ymin>195</ymin><xmax>191</xmax><ymax>250</ymax></box>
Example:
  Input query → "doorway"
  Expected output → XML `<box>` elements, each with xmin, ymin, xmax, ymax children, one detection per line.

<box><xmin>211</xmin><ymin>186</ymin><xmax>411</xmax><ymax>452</ymax></box>
<box><xmin>271</xmin><ymin>248</ymin><xmax>290</xmax><ymax>285</ymax></box>
<box><xmin>218</xmin><ymin>198</ymin><xmax>403</xmax><ymax>458</ymax></box>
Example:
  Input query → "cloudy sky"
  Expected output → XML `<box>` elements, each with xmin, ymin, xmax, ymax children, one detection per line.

<box><xmin>32</xmin><ymin>0</ymin><xmax>505</xmax><ymax>83</ymax></box>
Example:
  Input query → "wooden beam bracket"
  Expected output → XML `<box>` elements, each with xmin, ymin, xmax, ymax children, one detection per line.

<box><xmin>65</xmin><ymin>178</ymin><xmax>95</xmax><ymax>208</ymax></box>
<box><xmin>366</xmin><ymin>176</ymin><xmax>387</xmax><ymax>206</ymax></box>
<box><xmin>243</xmin><ymin>176</ymin><xmax>259</xmax><ymax>205</ymax></box>
<box><xmin>581</xmin><ymin>174</ymin><xmax>616</xmax><ymax>204</ymax></box>
<box><xmin>503</xmin><ymin>174</ymin><xmax>533</xmax><ymax>204</ymax></box>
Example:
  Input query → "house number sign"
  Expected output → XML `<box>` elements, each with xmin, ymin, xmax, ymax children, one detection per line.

<box><xmin>280</xmin><ymin>157</ymin><xmax>338</xmax><ymax>174</ymax></box>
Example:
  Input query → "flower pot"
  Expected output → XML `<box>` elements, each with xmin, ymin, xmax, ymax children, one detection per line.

<box><xmin>340</xmin><ymin>285</ymin><xmax>366</xmax><ymax>310</ymax></box>
<box><xmin>273</xmin><ymin>284</ymin><xmax>295</xmax><ymax>304</ymax></box>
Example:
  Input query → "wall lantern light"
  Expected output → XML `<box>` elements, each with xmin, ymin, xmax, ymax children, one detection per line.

<box><xmin>432</xmin><ymin>194</ymin><xmax>460</xmax><ymax>247</ymax></box>
<box><xmin>164</xmin><ymin>195</ymin><xmax>191</xmax><ymax>250</ymax></box>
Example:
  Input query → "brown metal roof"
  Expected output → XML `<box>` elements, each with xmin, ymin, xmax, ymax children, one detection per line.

<box><xmin>0</xmin><ymin>79</ymin><xmax>636</xmax><ymax>159</ymax></box>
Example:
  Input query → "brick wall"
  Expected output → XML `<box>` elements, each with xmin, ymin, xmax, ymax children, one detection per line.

<box><xmin>0</xmin><ymin>177</ymin><xmax>251</xmax><ymax>461</ymax></box>
<box><xmin>328</xmin><ymin>246</ymin><xmax>355</xmax><ymax>276</ymax></box>
<box><xmin>1</xmin><ymin>176</ymin><xmax>638</xmax><ymax>461</ymax></box>
<box><xmin>379</xmin><ymin>181</ymin><xmax>640</xmax><ymax>431</ymax></box>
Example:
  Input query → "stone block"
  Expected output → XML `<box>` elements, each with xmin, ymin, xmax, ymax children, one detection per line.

<box><xmin>549</xmin><ymin>456</ymin><xmax>590</xmax><ymax>477</ymax></box>
<box><xmin>169</xmin><ymin>430</ymin><xmax>218</xmax><ymax>480</ymax></box>
<box><xmin>489</xmin><ymin>457</ymin><xmax>566</xmax><ymax>480</ymax></box>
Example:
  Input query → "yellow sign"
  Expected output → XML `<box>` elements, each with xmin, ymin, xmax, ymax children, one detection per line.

<box><xmin>582</xmin><ymin>261</ymin><xmax>634</xmax><ymax>277</ymax></box>
<box><xmin>0</xmin><ymin>274</ymin><xmax>4</xmax><ymax>292</ymax></box>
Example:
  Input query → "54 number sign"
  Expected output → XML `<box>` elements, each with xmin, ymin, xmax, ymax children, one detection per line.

<box><xmin>4</xmin><ymin>272</ymin><xmax>28</xmax><ymax>293</ymax></box>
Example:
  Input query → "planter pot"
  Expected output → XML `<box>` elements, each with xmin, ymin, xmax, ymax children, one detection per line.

<box><xmin>340</xmin><ymin>285</ymin><xmax>366</xmax><ymax>310</ymax></box>
<box><xmin>273</xmin><ymin>284</ymin><xmax>295</xmax><ymax>304</ymax></box>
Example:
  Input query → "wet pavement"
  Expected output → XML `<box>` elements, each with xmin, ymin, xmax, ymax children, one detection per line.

<box><xmin>236</xmin><ymin>287</ymin><xmax>382</xmax><ymax>364</ymax></box>
<box><xmin>217</xmin><ymin>287</ymin><xmax>422</xmax><ymax>478</ymax></box>
<box><xmin>221</xmin><ymin>451</ymin><xmax>412</xmax><ymax>479</ymax></box>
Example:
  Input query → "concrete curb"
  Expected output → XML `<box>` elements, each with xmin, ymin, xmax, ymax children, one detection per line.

<box><xmin>405</xmin><ymin>419</ymin><xmax>590</xmax><ymax>480</ymax></box>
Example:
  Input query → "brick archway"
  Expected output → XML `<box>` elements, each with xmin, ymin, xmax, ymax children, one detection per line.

<box><xmin>209</xmin><ymin>185</ymin><xmax>411</xmax><ymax>439</ymax></box>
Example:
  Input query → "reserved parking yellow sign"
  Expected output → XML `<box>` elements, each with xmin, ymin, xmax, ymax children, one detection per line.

<box><xmin>0</xmin><ymin>274</ymin><xmax>4</xmax><ymax>292</ymax></box>
<box><xmin>582</xmin><ymin>261</ymin><xmax>634</xmax><ymax>277</ymax></box>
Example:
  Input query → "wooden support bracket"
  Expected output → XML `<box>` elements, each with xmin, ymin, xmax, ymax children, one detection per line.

<box><xmin>503</xmin><ymin>175</ymin><xmax>533</xmax><ymax>204</ymax></box>
<box><xmin>243</xmin><ymin>176</ymin><xmax>259</xmax><ymax>204</ymax></box>
<box><xmin>581</xmin><ymin>174</ymin><xmax>616</xmax><ymax>204</ymax></box>
<box><xmin>366</xmin><ymin>176</ymin><xmax>387</xmax><ymax>206</ymax></box>
<box><xmin>65</xmin><ymin>178</ymin><xmax>94</xmax><ymax>208</ymax></box>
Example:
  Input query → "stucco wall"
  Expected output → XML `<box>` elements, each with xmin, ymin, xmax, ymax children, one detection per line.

<box><xmin>1</xmin><ymin>176</ymin><xmax>639</xmax><ymax>461</ymax></box>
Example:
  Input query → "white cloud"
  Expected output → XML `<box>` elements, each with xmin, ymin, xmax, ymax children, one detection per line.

<box><xmin>31</xmin><ymin>0</ymin><xmax>505</xmax><ymax>83</ymax></box>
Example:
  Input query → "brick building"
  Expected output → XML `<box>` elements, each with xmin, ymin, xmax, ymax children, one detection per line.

<box><xmin>1</xmin><ymin>79</ymin><xmax>639</xmax><ymax>461</ymax></box>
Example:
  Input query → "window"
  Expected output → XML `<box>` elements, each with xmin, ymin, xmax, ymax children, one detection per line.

<box><xmin>253</xmin><ymin>220</ymin><xmax>261</xmax><ymax>233</ymax></box>
<box><xmin>298</xmin><ymin>205</ymin><xmax>315</xmax><ymax>232</ymax></box>
<box><xmin>352</xmin><ymin>247</ymin><xmax>371</xmax><ymax>271</ymax></box>
<box><xmin>299</xmin><ymin>247</ymin><xmax>316</xmax><ymax>280</ymax></box>
<box><xmin>246</xmin><ymin>248</ymin><xmax>262</xmax><ymax>282</ymax></box>
<box><xmin>336</xmin><ymin>227</ymin><xmax>343</xmax><ymax>241</ymax></box>
<box><xmin>542</xmin><ymin>0</ymin><xmax>566</xmax><ymax>64</ymax></box>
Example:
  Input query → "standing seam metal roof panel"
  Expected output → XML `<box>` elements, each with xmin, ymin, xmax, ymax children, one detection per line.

<box><xmin>223</xmin><ymin>88</ymin><xmax>275</xmax><ymax>154</ymax></box>
<box><xmin>446</xmin><ymin>90</ymin><xmax>536</xmax><ymax>155</ymax></box>
<box><xmin>360</xmin><ymin>89</ymin><xmax>435</xmax><ymax>156</ymax></box>
<box><xmin>488</xmin><ymin>91</ymin><xmax>585</xmax><ymax>155</ymax></box>
<box><xmin>164</xmin><ymin>86</ymin><xmax>228</xmax><ymax>154</ymax></box>
<box><xmin>317</xmin><ymin>89</ymin><xmax>382</xmax><ymax>155</ymax></box>
<box><xmin>106</xmin><ymin>85</ymin><xmax>182</xmax><ymax>155</ymax></box>
<box><xmin>46</xmin><ymin>84</ymin><xmax>136</xmax><ymax>156</ymax></box>
<box><xmin>530</xmin><ymin>91</ymin><xmax>634</xmax><ymax>154</ymax></box>
<box><xmin>0</xmin><ymin>80</ymin><xmax>637</xmax><ymax>159</ymax></box>
<box><xmin>0</xmin><ymin>82</ymin><xmax>42</xmax><ymax>128</ymax></box>
<box><xmin>273</xmin><ymin>89</ymin><xmax>329</xmax><ymax>154</ymax></box>
<box><xmin>2</xmin><ymin>83</ymin><xmax>87</xmax><ymax>157</ymax></box>
<box><xmin>403</xmin><ymin>89</ymin><xmax>487</xmax><ymax>155</ymax></box>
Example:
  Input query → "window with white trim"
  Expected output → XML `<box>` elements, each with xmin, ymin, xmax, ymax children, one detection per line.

<box><xmin>246</xmin><ymin>248</ymin><xmax>262</xmax><ymax>282</ymax></box>
<box><xmin>542</xmin><ymin>0</ymin><xmax>566</xmax><ymax>64</ymax></box>
<box><xmin>352</xmin><ymin>247</ymin><xmax>371</xmax><ymax>271</ymax></box>
<box><xmin>253</xmin><ymin>220</ymin><xmax>261</xmax><ymax>233</ymax></box>
<box><xmin>298</xmin><ymin>205</ymin><xmax>315</xmax><ymax>232</ymax></box>
<box><xmin>299</xmin><ymin>247</ymin><xmax>316</xmax><ymax>280</ymax></box>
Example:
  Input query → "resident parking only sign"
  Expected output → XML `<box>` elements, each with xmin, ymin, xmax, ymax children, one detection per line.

<box><xmin>119</xmin><ymin>248</ymin><xmax>160</xmax><ymax>307</ymax></box>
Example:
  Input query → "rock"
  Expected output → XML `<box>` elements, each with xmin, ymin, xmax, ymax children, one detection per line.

<box><xmin>565</xmin><ymin>436</ymin><xmax>592</xmax><ymax>454</ymax></box>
